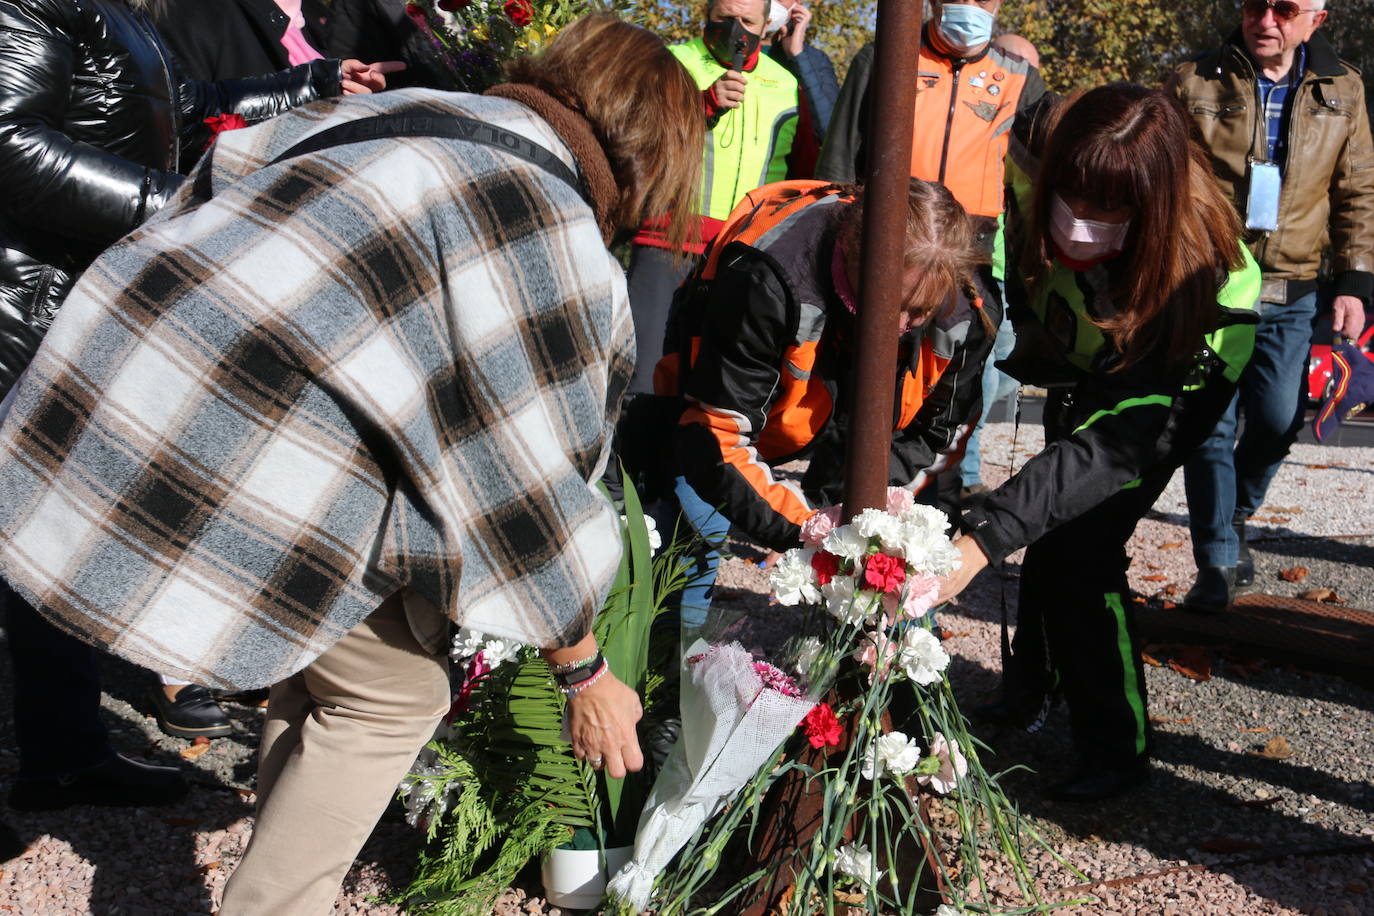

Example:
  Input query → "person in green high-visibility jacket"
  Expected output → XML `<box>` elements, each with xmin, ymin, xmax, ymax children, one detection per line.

<box><xmin>935</xmin><ymin>85</ymin><xmax>1261</xmax><ymax>802</ymax></box>
<box><xmin>625</xmin><ymin>0</ymin><xmax>807</xmax><ymax>396</ymax></box>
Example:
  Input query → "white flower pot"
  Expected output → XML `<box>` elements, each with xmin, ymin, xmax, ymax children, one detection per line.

<box><xmin>541</xmin><ymin>845</ymin><xmax>633</xmax><ymax>909</ymax></box>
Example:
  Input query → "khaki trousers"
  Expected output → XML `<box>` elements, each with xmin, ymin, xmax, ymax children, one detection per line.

<box><xmin>219</xmin><ymin>593</ymin><xmax>450</xmax><ymax>915</ymax></box>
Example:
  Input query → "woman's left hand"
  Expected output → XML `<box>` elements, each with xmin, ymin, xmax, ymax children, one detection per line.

<box><xmin>566</xmin><ymin>671</ymin><xmax>644</xmax><ymax>780</ymax></box>
<box><xmin>935</xmin><ymin>535</ymin><xmax>990</xmax><ymax>604</ymax></box>
<box><xmin>340</xmin><ymin>59</ymin><xmax>407</xmax><ymax>94</ymax></box>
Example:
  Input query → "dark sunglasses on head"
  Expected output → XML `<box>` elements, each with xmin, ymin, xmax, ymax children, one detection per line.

<box><xmin>1242</xmin><ymin>0</ymin><xmax>1316</xmax><ymax>21</ymax></box>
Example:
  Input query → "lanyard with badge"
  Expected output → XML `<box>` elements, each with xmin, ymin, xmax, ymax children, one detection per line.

<box><xmin>1244</xmin><ymin>53</ymin><xmax>1301</xmax><ymax>232</ymax></box>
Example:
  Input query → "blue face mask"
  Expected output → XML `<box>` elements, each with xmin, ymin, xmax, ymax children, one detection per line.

<box><xmin>937</xmin><ymin>4</ymin><xmax>996</xmax><ymax>55</ymax></box>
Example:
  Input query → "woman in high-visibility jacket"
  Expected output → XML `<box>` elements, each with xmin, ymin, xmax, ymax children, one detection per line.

<box><xmin>650</xmin><ymin>178</ymin><xmax>996</xmax><ymax>628</ymax></box>
<box><xmin>938</xmin><ymin>85</ymin><xmax>1261</xmax><ymax>801</ymax></box>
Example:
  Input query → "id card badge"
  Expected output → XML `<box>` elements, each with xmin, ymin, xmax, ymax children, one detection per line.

<box><xmin>1245</xmin><ymin>158</ymin><xmax>1281</xmax><ymax>232</ymax></box>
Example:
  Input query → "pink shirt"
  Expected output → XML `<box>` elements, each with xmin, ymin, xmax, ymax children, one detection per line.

<box><xmin>274</xmin><ymin>0</ymin><xmax>324</xmax><ymax>66</ymax></box>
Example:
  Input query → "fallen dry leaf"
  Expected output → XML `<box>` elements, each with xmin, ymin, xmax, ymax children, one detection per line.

<box><xmin>1279</xmin><ymin>566</ymin><xmax>1310</xmax><ymax>583</ymax></box>
<box><xmin>1202</xmin><ymin>837</ymin><xmax>1266</xmax><ymax>854</ymax></box>
<box><xmin>1298</xmin><ymin>587</ymin><xmax>1345</xmax><ymax>604</ymax></box>
<box><xmin>1132</xmin><ymin>595</ymin><xmax>1148</xmax><ymax>604</ymax></box>
<box><xmin>1141</xmin><ymin>653</ymin><xmax>1163</xmax><ymax>668</ymax></box>
<box><xmin>1140</xmin><ymin>574</ymin><xmax>1168</xmax><ymax>582</ymax></box>
<box><xmin>1158</xmin><ymin>541</ymin><xmax>1184</xmax><ymax>550</ymax></box>
<box><xmin>191</xmin><ymin>736</ymin><xmax>211</xmax><ymax>746</ymax></box>
<box><xmin>1239</xmin><ymin>727</ymin><xmax>1271</xmax><ymax>733</ymax></box>
<box><xmin>199</xmin><ymin>861</ymin><xmax>222</xmax><ymax>874</ymax></box>
<box><xmin>1148</xmin><ymin>714</ymin><xmax>1193</xmax><ymax>724</ymax></box>
<box><xmin>1162</xmin><ymin>600</ymin><xmax>1179</xmax><ymax>609</ymax></box>
<box><xmin>1252</xmin><ymin>735</ymin><xmax>1294</xmax><ymax>760</ymax></box>
<box><xmin>1162</xmin><ymin>584</ymin><xmax>1179</xmax><ymax>597</ymax></box>
<box><xmin>1167</xmin><ymin>646</ymin><xmax>1213</xmax><ymax>682</ymax></box>
<box><xmin>180</xmin><ymin>743</ymin><xmax>211</xmax><ymax>760</ymax></box>
<box><xmin>235</xmin><ymin>787</ymin><xmax>257</xmax><ymax>802</ymax></box>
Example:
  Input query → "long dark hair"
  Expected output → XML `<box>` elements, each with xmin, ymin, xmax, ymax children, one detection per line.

<box><xmin>1022</xmin><ymin>84</ymin><xmax>1245</xmax><ymax>373</ymax></box>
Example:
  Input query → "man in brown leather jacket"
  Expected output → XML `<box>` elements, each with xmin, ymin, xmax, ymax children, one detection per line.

<box><xmin>1168</xmin><ymin>0</ymin><xmax>1374</xmax><ymax>612</ymax></box>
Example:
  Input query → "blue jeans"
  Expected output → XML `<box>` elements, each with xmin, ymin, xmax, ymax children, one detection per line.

<box><xmin>959</xmin><ymin>313</ymin><xmax>1019</xmax><ymax>487</ymax></box>
<box><xmin>1184</xmin><ymin>292</ymin><xmax>1317</xmax><ymax>569</ymax></box>
<box><xmin>654</xmin><ymin>476</ymin><xmax>731</xmax><ymax>632</ymax></box>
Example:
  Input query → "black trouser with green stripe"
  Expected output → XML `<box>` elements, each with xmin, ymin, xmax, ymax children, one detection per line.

<box><xmin>1007</xmin><ymin>468</ymin><xmax>1170</xmax><ymax>769</ymax></box>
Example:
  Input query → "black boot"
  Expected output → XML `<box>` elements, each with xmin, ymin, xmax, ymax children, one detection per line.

<box><xmin>9</xmin><ymin>754</ymin><xmax>187</xmax><ymax>811</ymax></box>
<box><xmin>1183</xmin><ymin>566</ymin><xmax>1234</xmax><ymax>614</ymax></box>
<box><xmin>1047</xmin><ymin>758</ymin><xmax>1149</xmax><ymax>802</ymax></box>
<box><xmin>152</xmin><ymin>684</ymin><xmax>233</xmax><ymax>739</ymax></box>
<box><xmin>1234</xmin><ymin>519</ymin><xmax>1254</xmax><ymax>587</ymax></box>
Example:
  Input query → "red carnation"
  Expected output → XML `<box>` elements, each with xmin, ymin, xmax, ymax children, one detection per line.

<box><xmin>404</xmin><ymin>2</ymin><xmax>426</xmax><ymax>20</ymax></box>
<box><xmin>810</xmin><ymin>550</ymin><xmax>841</xmax><ymax>587</ymax></box>
<box><xmin>801</xmin><ymin>703</ymin><xmax>841</xmax><ymax>749</ymax></box>
<box><xmin>201</xmin><ymin>113</ymin><xmax>248</xmax><ymax>151</ymax></box>
<box><xmin>503</xmin><ymin>0</ymin><xmax>533</xmax><ymax>26</ymax></box>
<box><xmin>862</xmin><ymin>552</ymin><xmax>906</xmax><ymax>594</ymax></box>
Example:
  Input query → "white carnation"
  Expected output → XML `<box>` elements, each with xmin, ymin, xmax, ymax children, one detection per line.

<box><xmin>896</xmin><ymin>525</ymin><xmax>962</xmax><ymax>577</ymax></box>
<box><xmin>451</xmin><ymin>627</ymin><xmax>487</xmax><ymax>660</ymax></box>
<box><xmin>898</xmin><ymin>626</ymin><xmax>950</xmax><ymax>686</ymax></box>
<box><xmin>851</xmin><ymin>508</ymin><xmax>904</xmax><ymax>552</ymax></box>
<box><xmin>821</xmin><ymin>524</ymin><xmax>870</xmax><ymax>562</ymax></box>
<box><xmin>834</xmin><ymin>842</ymin><xmax>874</xmax><ymax>888</ymax></box>
<box><xmin>480</xmin><ymin>636</ymin><xmax>522</xmax><ymax>669</ymax></box>
<box><xmin>861</xmin><ymin>730</ymin><xmax>922</xmax><ymax>780</ymax></box>
<box><xmin>793</xmin><ymin>637</ymin><xmax>824</xmax><ymax>677</ymax></box>
<box><xmin>898</xmin><ymin>503</ymin><xmax>952</xmax><ymax>533</ymax></box>
<box><xmin>821</xmin><ymin>575</ymin><xmax>870</xmax><ymax>625</ymax></box>
<box><xmin>770</xmin><ymin>548</ymin><xmax>821</xmax><ymax>606</ymax></box>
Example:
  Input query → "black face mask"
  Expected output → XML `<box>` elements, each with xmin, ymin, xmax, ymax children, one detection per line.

<box><xmin>703</xmin><ymin>17</ymin><xmax>761</xmax><ymax>71</ymax></box>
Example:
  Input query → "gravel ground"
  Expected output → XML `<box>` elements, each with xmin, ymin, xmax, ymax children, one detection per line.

<box><xmin>2</xmin><ymin>409</ymin><xmax>1372</xmax><ymax>914</ymax></box>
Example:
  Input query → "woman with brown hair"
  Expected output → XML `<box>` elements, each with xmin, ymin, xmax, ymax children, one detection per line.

<box><xmin>649</xmin><ymin>176</ymin><xmax>994</xmax><ymax>633</ymax></box>
<box><xmin>936</xmin><ymin>84</ymin><xmax>1262</xmax><ymax>801</ymax></box>
<box><xmin>0</xmin><ymin>13</ymin><xmax>701</xmax><ymax>912</ymax></box>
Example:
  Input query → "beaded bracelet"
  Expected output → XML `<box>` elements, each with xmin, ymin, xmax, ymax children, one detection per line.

<box><xmin>557</xmin><ymin>660</ymin><xmax>609</xmax><ymax>698</ymax></box>
<box><xmin>549</xmin><ymin>649</ymin><xmax>601</xmax><ymax>675</ymax></box>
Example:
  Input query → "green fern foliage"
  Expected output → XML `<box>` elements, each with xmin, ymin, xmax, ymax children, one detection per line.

<box><xmin>394</xmin><ymin>469</ymin><xmax>697</xmax><ymax>912</ymax></box>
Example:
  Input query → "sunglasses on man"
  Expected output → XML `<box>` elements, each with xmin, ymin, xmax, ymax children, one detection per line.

<box><xmin>1242</xmin><ymin>0</ymin><xmax>1319</xmax><ymax>22</ymax></box>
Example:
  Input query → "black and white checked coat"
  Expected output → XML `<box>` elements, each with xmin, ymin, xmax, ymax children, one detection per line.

<box><xmin>0</xmin><ymin>88</ymin><xmax>635</xmax><ymax>688</ymax></box>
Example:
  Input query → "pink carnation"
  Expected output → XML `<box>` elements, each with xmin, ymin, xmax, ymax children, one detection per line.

<box><xmin>886</xmin><ymin>486</ymin><xmax>915</xmax><ymax>514</ymax></box>
<box><xmin>852</xmin><ymin>630</ymin><xmax>899</xmax><ymax>678</ymax></box>
<box><xmin>863</xmin><ymin>552</ymin><xmax>906</xmax><ymax>594</ymax></box>
<box><xmin>754</xmin><ymin>660</ymin><xmax>803</xmax><ymax>697</ymax></box>
<box><xmin>902</xmin><ymin>573</ymin><xmax>941</xmax><ymax>619</ymax></box>
<box><xmin>800</xmin><ymin>505</ymin><xmax>842</xmax><ymax>548</ymax></box>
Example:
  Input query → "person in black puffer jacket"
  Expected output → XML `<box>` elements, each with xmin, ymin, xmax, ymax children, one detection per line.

<box><xmin>0</xmin><ymin>0</ymin><xmax>397</xmax><ymax>814</ymax></box>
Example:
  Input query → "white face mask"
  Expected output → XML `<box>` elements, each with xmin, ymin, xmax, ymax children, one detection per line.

<box><xmin>764</xmin><ymin>0</ymin><xmax>791</xmax><ymax>35</ymax></box>
<box><xmin>1049</xmin><ymin>193</ymin><xmax>1131</xmax><ymax>264</ymax></box>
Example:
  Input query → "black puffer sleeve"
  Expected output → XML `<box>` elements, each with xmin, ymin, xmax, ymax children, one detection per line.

<box><xmin>0</xmin><ymin>2</ymin><xmax>184</xmax><ymax>245</ymax></box>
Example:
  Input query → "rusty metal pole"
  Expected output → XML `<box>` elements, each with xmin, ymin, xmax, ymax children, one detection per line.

<box><xmin>840</xmin><ymin>0</ymin><xmax>924</xmax><ymax>523</ymax></box>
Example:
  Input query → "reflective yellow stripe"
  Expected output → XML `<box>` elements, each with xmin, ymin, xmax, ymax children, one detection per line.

<box><xmin>1072</xmin><ymin>395</ymin><xmax>1172</xmax><ymax>434</ymax></box>
<box><xmin>1106</xmin><ymin>592</ymin><xmax>1148</xmax><ymax>756</ymax></box>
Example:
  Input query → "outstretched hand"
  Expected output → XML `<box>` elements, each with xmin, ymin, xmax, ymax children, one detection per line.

<box><xmin>340</xmin><ymin>59</ymin><xmax>407</xmax><ymax>94</ymax></box>
<box><xmin>934</xmin><ymin>535</ymin><xmax>990</xmax><ymax>605</ymax></box>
